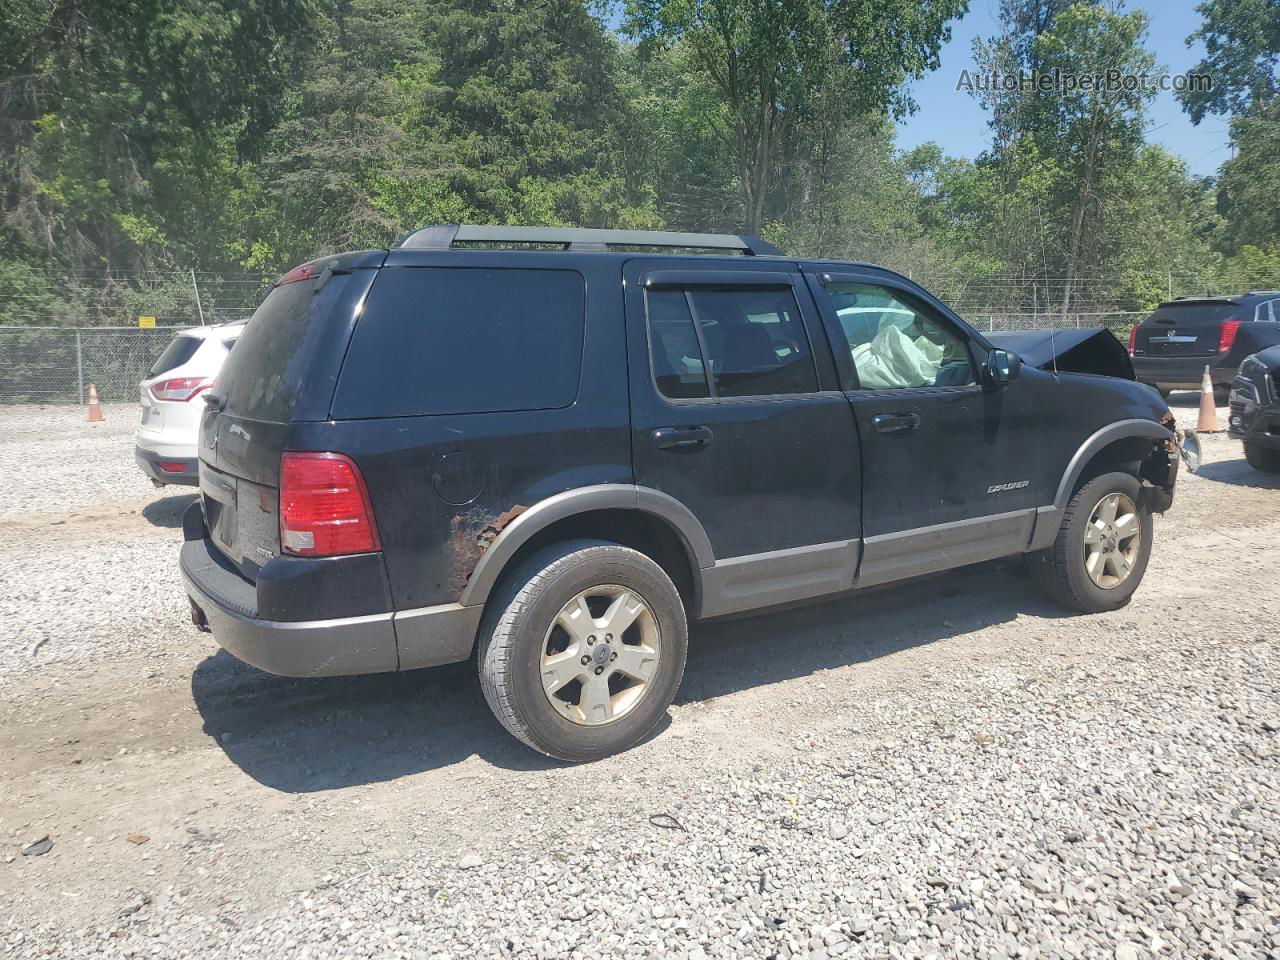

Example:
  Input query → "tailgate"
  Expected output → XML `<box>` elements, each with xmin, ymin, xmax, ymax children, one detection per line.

<box><xmin>199</xmin><ymin>416</ymin><xmax>292</xmax><ymax>576</ymax></box>
<box><xmin>196</xmin><ymin>255</ymin><xmax>381</xmax><ymax>579</ymax></box>
<box><xmin>1133</xmin><ymin>301</ymin><xmax>1238</xmax><ymax>358</ymax></box>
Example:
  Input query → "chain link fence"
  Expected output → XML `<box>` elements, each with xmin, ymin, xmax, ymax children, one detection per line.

<box><xmin>0</xmin><ymin>327</ymin><xmax>185</xmax><ymax>404</ymax></box>
<box><xmin>970</xmin><ymin>311</ymin><xmax>1141</xmax><ymax>338</ymax></box>
<box><xmin>0</xmin><ymin>310</ymin><xmax>1143</xmax><ymax>405</ymax></box>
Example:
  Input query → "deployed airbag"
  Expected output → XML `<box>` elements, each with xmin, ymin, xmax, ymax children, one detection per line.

<box><xmin>852</xmin><ymin>324</ymin><xmax>947</xmax><ymax>388</ymax></box>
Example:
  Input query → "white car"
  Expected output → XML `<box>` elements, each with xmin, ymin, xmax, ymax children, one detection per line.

<box><xmin>135</xmin><ymin>322</ymin><xmax>244</xmax><ymax>486</ymax></box>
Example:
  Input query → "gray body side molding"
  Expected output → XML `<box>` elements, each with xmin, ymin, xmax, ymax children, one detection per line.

<box><xmin>858</xmin><ymin>509</ymin><xmax>1035</xmax><ymax>589</ymax></box>
<box><xmin>699</xmin><ymin>539</ymin><xmax>860</xmax><ymax>619</ymax></box>
<box><xmin>457</xmin><ymin>484</ymin><xmax>716</xmax><ymax>608</ymax></box>
<box><xmin>1053</xmin><ymin>418</ymin><xmax>1172</xmax><ymax>511</ymax></box>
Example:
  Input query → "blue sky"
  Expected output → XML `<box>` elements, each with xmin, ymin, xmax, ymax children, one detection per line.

<box><xmin>895</xmin><ymin>0</ymin><xmax>1231</xmax><ymax>177</ymax></box>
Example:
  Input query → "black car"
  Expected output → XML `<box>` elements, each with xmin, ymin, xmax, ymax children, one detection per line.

<box><xmin>1129</xmin><ymin>292</ymin><xmax>1280</xmax><ymax>398</ymax></box>
<box><xmin>1229</xmin><ymin>345</ymin><xmax>1280</xmax><ymax>472</ymax></box>
<box><xmin>180</xmin><ymin>225</ymin><xmax>1186</xmax><ymax>761</ymax></box>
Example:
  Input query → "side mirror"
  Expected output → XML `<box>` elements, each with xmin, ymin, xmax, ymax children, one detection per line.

<box><xmin>1179</xmin><ymin>430</ymin><xmax>1202</xmax><ymax>474</ymax></box>
<box><xmin>985</xmin><ymin>348</ymin><xmax>1021</xmax><ymax>389</ymax></box>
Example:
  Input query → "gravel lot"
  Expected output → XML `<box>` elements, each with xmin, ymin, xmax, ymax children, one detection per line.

<box><xmin>1</xmin><ymin>398</ymin><xmax>1276</xmax><ymax>960</ymax></box>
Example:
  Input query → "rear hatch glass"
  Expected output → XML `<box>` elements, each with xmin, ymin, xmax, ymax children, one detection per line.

<box><xmin>147</xmin><ymin>335</ymin><xmax>201</xmax><ymax>378</ymax></box>
<box><xmin>216</xmin><ymin>280</ymin><xmax>320</xmax><ymax>424</ymax></box>
<box><xmin>1133</xmin><ymin>300</ymin><xmax>1241</xmax><ymax>357</ymax></box>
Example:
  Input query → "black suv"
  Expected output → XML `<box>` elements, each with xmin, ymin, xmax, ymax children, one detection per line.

<box><xmin>1229</xmin><ymin>345</ymin><xmax>1280</xmax><ymax>472</ymax></box>
<box><xmin>1129</xmin><ymin>292</ymin><xmax>1280</xmax><ymax>398</ymax></box>
<box><xmin>181</xmin><ymin>225</ymin><xmax>1183</xmax><ymax>760</ymax></box>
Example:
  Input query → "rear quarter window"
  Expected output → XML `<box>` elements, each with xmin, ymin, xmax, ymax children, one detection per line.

<box><xmin>332</xmin><ymin>267</ymin><xmax>585</xmax><ymax>419</ymax></box>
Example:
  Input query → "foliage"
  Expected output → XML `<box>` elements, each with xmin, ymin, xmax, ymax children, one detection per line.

<box><xmin>1179</xmin><ymin>0</ymin><xmax>1280</xmax><ymax>122</ymax></box>
<box><xmin>621</xmin><ymin>0</ymin><xmax>968</xmax><ymax>233</ymax></box>
<box><xmin>0</xmin><ymin>0</ymin><xmax>1274</xmax><ymax>328</ymax></box>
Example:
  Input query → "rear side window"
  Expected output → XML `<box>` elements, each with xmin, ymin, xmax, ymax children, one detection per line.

<box><xmin>647</xmin><ymin>285</ymin><xmax>818</xmax><ymax>399</ymax></box>
<box><xmin>147</xmin><ymin>336</ymin><xmax>201</xmax><ymax>377</ymax></box>
<box><xmin>332</xmin><ymin>267</ymin><xmax>585</xmax><ymax>419</ymax></box>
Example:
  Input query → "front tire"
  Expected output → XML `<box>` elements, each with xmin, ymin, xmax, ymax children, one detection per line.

<box><xmin>477</xmin><ymin>539</ymin><xmax>688</xmax><ymax>762</ymax></box>
<box><xmin>1244</xmin><ymin>442</ymin><xmax>1280</xmax><ymax>473</ymax></box>
<box><xmin>1031</xmin><ymin>472</ymin><xmax>1153</xmax><ymax>613</ymax></box>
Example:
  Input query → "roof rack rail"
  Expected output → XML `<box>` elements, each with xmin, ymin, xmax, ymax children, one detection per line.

<box><xmin>395</xmin><ymin>224</ymin><xmax>783</xmax><ymax>256</ymax></box>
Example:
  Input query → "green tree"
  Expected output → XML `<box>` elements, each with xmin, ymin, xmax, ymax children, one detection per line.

<box><xmin>1</xmin><ymin>0</ymin><xmax>311</xmax><ymax>279</ymax></box>
<box><xmin>622</xmin><ymin>0</ymin><xmax>967</xmax><ymax>234</ymax></box>
<box><xmin>1216</xmin><ymin>102</ymin><xmax>1280</xmax><ymax>251</ymax></box>
<box><xmin>1179</xmin><ymin>0</ymin><xmax>1280</xmax><ymax>122</ymax></box>
<box><xmin>246</xmin><ymin>0</ymin><xmax>432</xmax><ymax>265</ymax></box>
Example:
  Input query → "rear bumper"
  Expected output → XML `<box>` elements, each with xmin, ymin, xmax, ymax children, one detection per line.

<box><xmin>1131</xmin><ymin>357</ymin><xmax>1234</xmax><ymax>389</ymax></box>
<box><xmin>135</xmin><ymin>446</ymin><xmax>199</xmax><ymax>486</ymax></box>
<box><xmin>179</xmin><ymin>509</ymin><xmax>481</xmax><ymax>677</ymax></box>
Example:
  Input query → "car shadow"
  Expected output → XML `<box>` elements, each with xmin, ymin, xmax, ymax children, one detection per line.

<box><xmin>190</xmin><ymin>559</ymin><xmax>1078</xmax><ymax>793</ymax></box>
<box><xmin>1194</xmin><ymin>457</ymin><xmax>1280</xmax><ymax>489</ymax></box>
<box><xmin>143</xmin><ymin>493</ymin><xmax>198</xmax><ymax>528</ymax></box>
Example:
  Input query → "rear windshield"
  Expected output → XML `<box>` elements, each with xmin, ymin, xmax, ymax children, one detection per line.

<box><xmin>332</xmin><ymin>267</ymin><xmax>585</xmax><ymax>419</ymax></box>
<box><xmin>1146</xmin><ymin>301</ymin><xmax>1241</xmax><ymax>324</ymax></box>
<box><xmin>147</xmin><ymin>335</ymin><xmax>201</xmax><ymax>377</ymax></box>
<box><xmin>218</xmin><ymin>279</ymin><xmax>321</xmax><ymax>422</ymax></box>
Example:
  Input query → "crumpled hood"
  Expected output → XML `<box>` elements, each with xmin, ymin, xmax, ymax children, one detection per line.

<box><xmin>987</xmin><ymin>327</ymin><xmax>1134</xmax><ymax>380</ymax></box>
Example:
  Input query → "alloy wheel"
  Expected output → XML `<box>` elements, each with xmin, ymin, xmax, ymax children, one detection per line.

<box><xmin>1083</xmin><ymin>492</ymin><xmax>1141</xmax><ymax>589</ymax></box>
<box><xmin>539</xmin><ymin>585</ymin><xmax>661</xmax><ymax>726</ymax></box>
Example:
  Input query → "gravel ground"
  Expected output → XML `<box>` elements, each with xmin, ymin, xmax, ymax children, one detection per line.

<box><xmin>1</xmin><ymin>398</ymin><xmax>1277</xmax><ymax>959</ymax></box>
<box><xmin>0</xmin><ymin>405</ymin><xmax>192</xmax><ymax>680</ymax></box>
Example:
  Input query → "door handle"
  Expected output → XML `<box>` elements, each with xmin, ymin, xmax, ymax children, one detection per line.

<box><xmin>651</xmin><ymin>425</ymin><xmax>714</xmax><ymax>450</ymax></box>
<box><xmin>871</xmin><ymin>412</ymin><xmax>920</xmax><ymax>434</ymax></box>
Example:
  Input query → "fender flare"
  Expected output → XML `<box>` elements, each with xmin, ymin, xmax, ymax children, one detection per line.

<box><xmin>457</xmin><ymin>484</ymin><xmax>715</xmax><ymax>608</ymax></box>
<box><xmin>1053</xmin><ymin>418</ymin><xmax>1173</xmax><ymax>510</ymax></box>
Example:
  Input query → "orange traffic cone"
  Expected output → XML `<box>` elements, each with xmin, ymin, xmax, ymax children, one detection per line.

<box><xmin>1195</xmin><ymin>365</ymin><xmax>1219</xmax><ymax>433</ymax></box>
<box><xmin>86</xmin><ymin>383</ymin><xmax>104</xmax><ymax>423</ymax></box>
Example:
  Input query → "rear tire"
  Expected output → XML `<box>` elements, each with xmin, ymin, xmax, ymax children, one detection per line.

<box><xmin>477</xmin><ymin>539</ymin><xmax>688</xmax><ymax>762</ymax></box>
<box><xmin>1030</xmin><ymin>471</ymin><xmax>1153</xmax><ymax>613</ymax></box>
<box><xmin>1244</xmin><ymin>442</ymin><xmax>1280</xmax><ymax>473</ymax></box>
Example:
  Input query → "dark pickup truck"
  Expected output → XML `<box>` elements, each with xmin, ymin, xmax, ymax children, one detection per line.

<box><xmin>180</xmin><ymin>225</ymin><xmax>1190</xmax><ymax>760</ymax></box>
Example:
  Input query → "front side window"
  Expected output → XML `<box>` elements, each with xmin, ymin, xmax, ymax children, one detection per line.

<box><xmin>646</xmin><ymin>285</ymin><xmax>818</xmax><ymax>399</ymax></box>
<box><xmin>823</xmin><ymin>281</ymin><xmax>976</xmax><ymax>389</ymax></box>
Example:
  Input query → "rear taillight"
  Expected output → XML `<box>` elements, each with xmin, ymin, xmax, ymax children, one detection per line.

<box><xmin>279</xmin><ymin>452</ymin><xmax>380</xmax><ymax>557</ymax></box>
<box><xmin>159</xmin><ymin>462</ymin><xmax>187</xmax><ymax>474</ymax></box>
<box><xmin>149</xmin><ymin>376</ymin><xmax>213</xmax><ymax>402</ymax></box>
<box><xmin>1218</xmin><ymin>320</ymin><xmax>1240</xmax><ymax>353</ymax></box>
<box><xmin>1128</xmin><ymin>323</ymin><xmax>1138</xmax><ymax>355</ymax></box>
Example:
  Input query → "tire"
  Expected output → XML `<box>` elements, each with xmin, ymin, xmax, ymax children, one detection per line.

<box><xmin>1244</xmin><ymin>442</ymin><xmax>1280</xmax><ymax>473</ymax></box>
<box><xmin>477</xmin><ymin>539</ymin><xmax>688</xmax><ymax>762</ymax></box>
<box><xmin>1030</xmin><ymin>471</ymin><xmax>1153</xmax><ymax>613</ymax></box>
